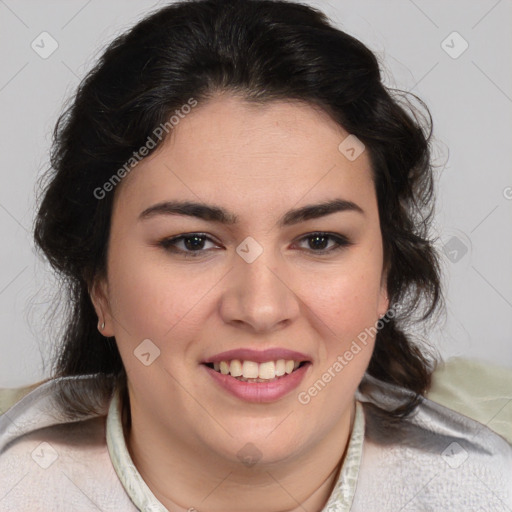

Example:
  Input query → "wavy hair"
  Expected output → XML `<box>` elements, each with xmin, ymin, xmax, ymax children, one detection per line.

<box><xmin>34</xmin><ymin>0</ymin><xmax>442</xmax><ymax>419</ymax></box>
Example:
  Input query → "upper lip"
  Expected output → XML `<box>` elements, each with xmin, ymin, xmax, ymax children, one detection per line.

<box><xmin>202</xmin><ymin>348</ymin><xmax>311</xmax><ymax>364</ymax></box>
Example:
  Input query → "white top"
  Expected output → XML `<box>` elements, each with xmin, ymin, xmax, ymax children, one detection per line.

<box><xmin>1</xmin><ymin>359</ymin><xmax>511</xmax><ymax>510</ymax></box>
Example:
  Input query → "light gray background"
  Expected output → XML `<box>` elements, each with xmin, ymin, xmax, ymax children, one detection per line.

<box><xmin>0</xmin><ymin>0</ymin><xmax>511</xmax><ymax>387</ymax></box>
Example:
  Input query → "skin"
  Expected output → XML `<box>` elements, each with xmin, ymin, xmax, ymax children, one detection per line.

<box><xmin>91</xmin><ymin>93</ymin><xmax>389</xmax><ymax>512</ymax></box>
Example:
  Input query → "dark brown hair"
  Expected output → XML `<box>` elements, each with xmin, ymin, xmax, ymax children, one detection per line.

<box><xmin>34</xmin><ymin>0</ymin><xmax>442</xmax><ymax>419</ymax></box>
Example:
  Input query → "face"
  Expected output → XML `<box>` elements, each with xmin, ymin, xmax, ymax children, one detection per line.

<box><xmin>92</xmin><ymin>93</ymin><xmax>388</xmax><ymax>466</ymax></box>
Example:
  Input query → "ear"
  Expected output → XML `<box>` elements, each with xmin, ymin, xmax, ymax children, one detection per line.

<box><xmin>377</xmin><ymin>267</ymin><xmax>390</xmax><ymax>319</ymax></box>
<box><xmin>89</xmin><ymin>275</ymin><xmax>115</xmax><ymax>337</ymax></box>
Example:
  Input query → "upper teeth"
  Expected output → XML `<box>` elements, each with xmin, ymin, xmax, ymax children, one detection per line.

<box><xmin>213</xmin><ymin>360</ymin><xmax>300</xmax><ymax>379</ymax></box>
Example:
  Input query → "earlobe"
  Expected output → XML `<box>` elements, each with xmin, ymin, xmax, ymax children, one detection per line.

<box><xmin>89</xmin><ymin>277</ymin><xmax>114</xmax><ymax>336</ymax></box>
<box><xmin>378</xmin><ymin>290</ymin><xmax>389</xmax><ymax>319</ymax></box>
<box><xmin>377</xmin><ymin>269</ymin><xmax>390</xmax><ymax>319</ymax></box>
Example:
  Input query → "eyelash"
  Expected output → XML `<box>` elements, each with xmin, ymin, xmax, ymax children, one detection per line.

<box><xmin>157</xmin><ymin>232</ymin><xmax>352</xmax><ymax>258</ymax></box>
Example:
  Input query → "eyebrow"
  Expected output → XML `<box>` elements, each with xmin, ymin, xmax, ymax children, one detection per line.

<box><xmin>138</xmin><ymin>198</ymin><xmax>364</xmax><ymax>227</ymax></box>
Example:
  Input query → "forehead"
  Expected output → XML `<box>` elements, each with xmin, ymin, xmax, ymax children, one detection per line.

<box><xmin>113</xmin><ymin>94</ymin><xmax>375</xmax><ymax>216</ymax></box>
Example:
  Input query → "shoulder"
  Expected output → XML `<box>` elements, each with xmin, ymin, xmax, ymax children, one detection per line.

<box><xmin>0</xmin><ymin>376</ymin><xmax>136</xmax><ymax>511</ymax></box>
<box><xmin>353</xmin><ymin>362</ymin><xmax>512</xmax><ymax>510</ymax></box>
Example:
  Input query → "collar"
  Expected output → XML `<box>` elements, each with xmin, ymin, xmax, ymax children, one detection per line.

<box><xmin>106</xmin><ymin>385</ymin><xmax>365</xmax><ymax>512</ymax></box>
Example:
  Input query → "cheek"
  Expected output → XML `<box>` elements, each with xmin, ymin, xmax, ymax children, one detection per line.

<box><xmin>299</xmin><ymin>269</ymin><xmax>381</xmax><ymax>407</ymax></box>
<box><xmin>305</xmin><ymin>264</ymin><xmax>384</xmax><ymax>338</ymax></box>
<box><xmin>295</xmin><ymin>251</ymin><xmax>384</xmax><ymax>378</ymax></box>
<box><xmin>106</xmin><ymin>243</ymin><xmax>199</xmax><ymax>342</ymax></box>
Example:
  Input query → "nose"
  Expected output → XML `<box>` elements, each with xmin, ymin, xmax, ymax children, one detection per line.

<box><xmin>219</xmin><ymin>246</ymin><xmax>301</xmax><ymax>334</ymax></box>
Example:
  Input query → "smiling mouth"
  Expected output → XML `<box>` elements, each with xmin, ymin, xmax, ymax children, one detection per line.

<box><xmin>203</xmin><ymin>359</ymin><xmax>309</xmax><ymax>383</ymax></box>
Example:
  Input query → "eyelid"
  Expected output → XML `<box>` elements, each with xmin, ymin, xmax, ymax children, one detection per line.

<box><xmin>292</xmin><ymin>232</ymin><xmax>352</xmax><ymax>253</ymax></box>
<box><xmin>157</xmin><ymin>231</ymin><xmax>352</xmax><ymax>257</ymax></box>
<box><xmin>157</xmin><ymin>232</ymin><xmax>221</xmax><ymax>257</ymax></box>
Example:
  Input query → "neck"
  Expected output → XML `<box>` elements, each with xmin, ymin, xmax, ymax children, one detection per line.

<box><xmin>124</xmin><ymin>399</ymin><xmax>355</xmax><ymax>512</ymax></box>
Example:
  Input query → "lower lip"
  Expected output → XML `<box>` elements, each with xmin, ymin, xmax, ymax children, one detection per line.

<box><xmin>202</xmin><ymin>363</ymin><xmax>310</xmax><ymax>403</ymax></box>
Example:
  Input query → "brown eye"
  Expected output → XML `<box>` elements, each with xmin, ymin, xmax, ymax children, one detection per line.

<box><xmin>158</xmin><ymin>233</ymin><xmax>219</xmax><ymax>257</ymax></box>
<box><xmin>295</xmin><ymin>232</ymin><xmax>352</xmax><ymax>254</ymax></box>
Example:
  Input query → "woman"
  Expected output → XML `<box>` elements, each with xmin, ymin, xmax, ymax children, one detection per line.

<box><xmin>1</xmin><ymin>0</ymin><xmax>510</xmax><ymax>510</ymax></box>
